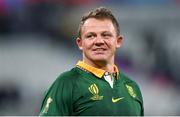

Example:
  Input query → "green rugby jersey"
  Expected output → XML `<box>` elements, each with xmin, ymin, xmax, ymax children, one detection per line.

<box><xmin>39</xmin><ymin>61</ymin><xmax>144</xmax><ymax>116</ymax></box>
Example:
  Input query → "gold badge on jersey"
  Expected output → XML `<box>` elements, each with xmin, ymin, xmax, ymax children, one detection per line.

<box><xmin>126</xmin><ymin>84</ymin><xmax>136</xmax><ymax>98</ymax></box>
<box><xmin>42</xmin><ymin>97</ymin><xmax>53</xmax><ymax>113</ymax></box>
<box><xmin>89</xmin><ymin>84</ymin><xmax>103</xmax><ymax>100</ymax></box>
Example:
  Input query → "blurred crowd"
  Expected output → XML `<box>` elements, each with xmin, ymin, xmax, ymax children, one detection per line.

<box><xmin>0</xmin><ymin>0</ymin><xmax>180</xmax><ymax>115</ymax></box>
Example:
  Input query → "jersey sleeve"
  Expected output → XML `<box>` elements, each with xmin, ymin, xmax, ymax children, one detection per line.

<box><xmin>131</xmin><ymin>82</ymin><xmax>144</xmax><ymax>116</ymax></box>
<box><xmin>39</xmin><ymin>76</ymin><xmax>73</xmax><ymax>116</ymax></box>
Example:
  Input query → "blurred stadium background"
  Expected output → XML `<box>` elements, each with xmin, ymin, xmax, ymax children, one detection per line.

<box><xmin>0</xmin><ymin>0</ymin><xmax>180</xmax><ymax>115</ymax></box>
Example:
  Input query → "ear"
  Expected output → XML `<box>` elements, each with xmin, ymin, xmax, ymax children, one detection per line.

<box><xmin>76</xmin><ymin>37</ymin><xmax>83</xmax><ymax>50</ymax></box>
<box><xmin>116</xmin><ymin>35</ymin><xmax>123</xmax><ymax>48</ymax></box>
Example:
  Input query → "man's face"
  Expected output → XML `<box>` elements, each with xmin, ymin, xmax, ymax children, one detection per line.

<box><xmin>76</xmin><ymin>18</ymin><xmax>123</xmax><ymax>64</ymax></box>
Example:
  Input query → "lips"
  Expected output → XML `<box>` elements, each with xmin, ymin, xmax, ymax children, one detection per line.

<box><xmin>92</xmin><ymin>48</ymin><xmax>107</xmax><ymax>55</ymax></box>
<box><xmin>92</xmin><ymin>48</ymin><xmax>107</xmax><ymax>51</ymax></box>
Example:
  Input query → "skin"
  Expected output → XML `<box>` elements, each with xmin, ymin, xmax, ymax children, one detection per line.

<box><xmin>76</xmin><ymin>18</ymin><xmax>123</xmax><ymax>73</ymax></box>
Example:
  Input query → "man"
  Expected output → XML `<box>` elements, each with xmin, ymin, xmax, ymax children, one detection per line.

<box><xmin>39</xmin><ymin>7</ymin><xmax>144</xmax><ymax>116</ymax></box>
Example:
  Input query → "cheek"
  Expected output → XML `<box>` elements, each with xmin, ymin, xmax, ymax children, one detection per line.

<box><xmin>82</xmin><ymin>40</ymin><xmax>93</xmax><ymax>50</ymax></box>
<box><xmin>106</xmin><ymin>40</ymin><xmax>116</xmax><ymax>48</ymax></box>
<box><xmin>107</xmin><ymin>41</ymin><xmax>117</xmax><ymax>53</ymax></box>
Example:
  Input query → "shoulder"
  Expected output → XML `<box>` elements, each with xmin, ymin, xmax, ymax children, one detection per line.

<box><xmin>54</xmin><ymin>67</ymin><xmax>81</xmax><ymax>84</ymax></box>
<box><xmin>45</xmin><ymin>67</ymin><xmax>81</xmax><ymax>95</ymax></box>
<box><xmin>120</xmin><ymin>72</ymin><xmax>140</xmax><ymax>87</ymax></box>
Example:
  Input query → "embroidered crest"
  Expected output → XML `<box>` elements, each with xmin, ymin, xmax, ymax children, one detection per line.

<box><xmin>126</xmin><ymin>84</ymin><xmax>136</xmax><ymax>98</ymax></box>
<box><xmin>88</xmin><ymin>84</ymin><xmax>103</xmax><ymax>100</ymax></box>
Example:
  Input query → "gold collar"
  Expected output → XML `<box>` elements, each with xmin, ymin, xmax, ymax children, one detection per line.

<box><xmin>76</xmin><ymin>61</ymin><xmax>119</xmax><ymax>79</ymax></box>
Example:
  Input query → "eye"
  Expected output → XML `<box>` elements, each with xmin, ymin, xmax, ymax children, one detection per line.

<box><xmin>85</xmin><ymin>34</ymin><xmax>95</xmax><ymax>39</ymax></box>
<box><xmin>102</xmin><ymin>33</ymin><xmax>112</xmax><ymax>39</ymax></box>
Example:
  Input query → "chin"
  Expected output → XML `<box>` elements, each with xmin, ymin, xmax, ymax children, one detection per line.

<box><xmin>91</xmin><ymin>58</ymin><xmax>107</xmax><ymax>64</ymax></box>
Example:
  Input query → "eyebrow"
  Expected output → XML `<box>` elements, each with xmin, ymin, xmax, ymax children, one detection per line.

<box><xmin>102</xmin><ymin>31</ymin><xmax>112</xmax><ymax>34</ymax></box>
<box><xmin>85</xmin><ymin>30</ymin><xmax>112</xmax><ymax>34</ymax></box>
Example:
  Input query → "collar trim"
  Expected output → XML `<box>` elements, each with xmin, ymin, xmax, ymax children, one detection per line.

<box><xmin>76</xmin><ymin>61</ymin><xmax>119</xmax><ymax>79</ymax></box>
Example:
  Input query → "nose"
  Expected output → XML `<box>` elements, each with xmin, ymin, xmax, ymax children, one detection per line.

<box><xmin>94</xmin><ymin>36</ymin><xmax>104</xmax><ymax>46</ymax></box>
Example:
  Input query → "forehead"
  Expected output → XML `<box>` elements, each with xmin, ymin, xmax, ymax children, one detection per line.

<box><xmin>81</xmin><ymin>18</ymin><xmax>115</xmax><ymax>33</ymax></box>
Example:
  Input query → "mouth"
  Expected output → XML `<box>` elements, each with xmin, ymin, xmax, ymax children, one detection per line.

<box><xmin>92</xmin><ymin>48</ymin><xmax>107</xmax><ymax>54</ymax></box>
<box><xmin>92</xmin><ymin>48</ymin><xmax>107</xmax><ymax>51</ymax></box>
